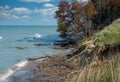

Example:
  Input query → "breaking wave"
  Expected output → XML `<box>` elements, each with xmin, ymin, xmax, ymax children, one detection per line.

<box><xmin>0</xmin><ymin>36</ymin><xmax>3</xmax><ymax>40</ymax></box>
<box><xmin>34</xmin><ymin>34</ymin><xmax>42</xmax><ymax>38</ymax></box>
<box><xmin>0</xmin><ymin>61</ymin><xmax>28</xmax><ymax>82</ymax></box>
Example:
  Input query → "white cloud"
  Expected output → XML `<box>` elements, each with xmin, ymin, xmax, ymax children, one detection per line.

<box><xmin>0</xmin><ymin>5</ymin><xmax>10</xmax><ymax>10</ymax></box>
<box><xmin>43</xmin><ymin>3</ymin><xmax>54</xmax><ymax>8</ymax></box>
<box><xmin>35</xmin><ymin>6</ymin><xmax>57</xmax><ymax>16</ymax></box>
<box><xmin>0</xmin><ymin>5</ymin><xmax>57</xmax><ymax>25</ymax></box>
<box><xmin>20</xmin><ymin>0</ymin><xmax>53</xmax><ymax>3</ymax></box>
<box><xmin>0</xmin><ymin>5</ymin><xmax>31</xmax><ymax>21</ymax></box>
<box><xmin>21</xmin><ymin>15</ymin><xmax>29</xmax><ymax>19</ymax></box>
<box><xmin>12</xmin><ymin>15</ymin><xmax>20</xmax><ymax>19</ymax></box>
<box><xmin>12</xmin><ymin>7</ymin><xmax>32</xmax><ymax>14</ymax></box>
<box><xmin>0</xmin><ymin>12</ymin><xmax>11</xmax><ymax>19</ymax></box>
<box><xmin>0</xmin><ymin>12</ymin><xmax>20</xmax><ymax>20</ymax></box>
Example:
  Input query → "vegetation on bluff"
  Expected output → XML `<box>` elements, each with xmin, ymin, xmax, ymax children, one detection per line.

<box><xmin>71</xmin><ymin>19</ymin><xmax>120</xmax><ymax>82</ymax></box>
<box><xmin>54</xmin><ymin>0</ymin><xmax>120</xmax><ymax>82</ymax></box>
<box><xmin>55</xmin><ymin>0</ymin><xmax>120</xmax><ymax>44</ymax></box>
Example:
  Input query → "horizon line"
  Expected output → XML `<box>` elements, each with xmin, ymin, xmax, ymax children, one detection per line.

<box><xmin>0</xmin><ymin>25</ymin><xmax>57</xmax><ymax>26</ymax></box>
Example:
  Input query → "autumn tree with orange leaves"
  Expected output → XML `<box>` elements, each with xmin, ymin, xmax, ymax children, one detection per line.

<box><xmin>55</xmin><ymin>0</ymin><xmax>96</xmax><ymax>43</ymax></box>
<box><xmin>68</xmin><ymin>0</ymin><xmax>96</xmax><ymax>42</ymax></box>
<box><xmin>55</xmin><ymin>1</ymin><xmax>70</xmax><ymax>37</ymax></box>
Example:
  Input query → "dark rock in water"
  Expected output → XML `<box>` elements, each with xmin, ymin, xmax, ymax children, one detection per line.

<box><xmin>53</xmin><ymin>40</ymin><xmax>70</xmax><ymax>47</ymax></box>
<box><xmin>53</xmin><ymin>47</ymin><xmax>63</xmax><ymax>50</ymax></box>
<box><xmin>33</xmin><ymin>43</ymin><xmax>44</xmax><ymax>47</ymax></box>
<box><xmin>53</xmin><ymin>46</ymin><xmax>64</xmax><ymax>50</ymax></box>
<box><xmin>27</xmin><ymin>58</ymin><xmax>37</xmax><ymax>61</ymax></box>
<box><xmin>27</xmin><ymin>57</ymin><xmax>44</xmax><ymax>61</ymax></box>
<box><xmin>15</xmin><ymin>47</ymin><xmax>26</xmax><ymax>50</ymax></box>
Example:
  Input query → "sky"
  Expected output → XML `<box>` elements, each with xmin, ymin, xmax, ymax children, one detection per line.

<box><xmin>0</xmin><ymin>0</ymin><xmax>87</xmax><ymax>25</ymax></box>
<box><xmin>0</xmin><ymin>0</ymin><xmax>63</xmax><ymax>25</ymax></box>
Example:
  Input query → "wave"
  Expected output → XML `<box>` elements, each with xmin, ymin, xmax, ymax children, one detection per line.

<box><xmin>14</xmin><ymin>61</ymin><xmax>28</xmax><ymax>70</ymax></box>
<box><xmin>24</xmin><ymin>34</ymin><xmax>42</xmax><ymax>42</ymax></box>
<box><xmin>24</xmin><ymin>34</ymin><xmax>61</xmax><ymax>42</ymax></box>
<box><xmin>34</xmin><ymin>34</ymin><xmax>42</xmax><ymax>38</ymax></box>
<box><xmin>0</xmin><ymin>69</ymin><xmax>13</xmax><ymax>81</ymax></box>
<box><xmin>0</xmin><ymin>36</ymin><xmax>2</xmax><ymax>39</ymax></box>
<box><xmin>0</xmin><ymin>61</ymin><xmax>28</xmax><ymax>82</ymax></box>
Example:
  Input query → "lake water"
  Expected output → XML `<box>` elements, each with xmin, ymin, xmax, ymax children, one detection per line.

<box><xmin>0</xmin><ymin>25</ymin><xmax>68</xmax><ymax>81</ymax></box>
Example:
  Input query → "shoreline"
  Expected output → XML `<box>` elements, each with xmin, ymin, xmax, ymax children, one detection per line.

<box><xmin>0</xmin><ymin>57</ymin><xmax>46</xmax><ymax>82</ymax></box>
<box><xmin>0</xmin><ymin>48</ymin><xmax>73</xmax><ymax>82</ymax></box>
<box><xmin>0</xmin><ymin>60</ymin><xmax>28</xmax><ymax>82</ymax></box>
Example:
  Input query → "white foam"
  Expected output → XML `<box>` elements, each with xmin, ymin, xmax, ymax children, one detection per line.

<box><xmin>0</xmin><ymin>36</ymin><xmax>2</xmax><ymax>39</ymax></box>
<box><xmin>34</xmin><ymin>34</ymin><xmax>42</xmax><ymax>38</ymax></box>
<box><xmin>0</xmin><ymin>61</ymin><xmax>28</xmax><ymax>82</ymax></box>
<box><xmin>0</xmin><ymin>69</ymin><xmax>13</xmax><ymax>81</ymax></box>
<box><xmin>14</xmin><ymin>61</ymin><xmax>28</xmax><ymax>69</ymax></box>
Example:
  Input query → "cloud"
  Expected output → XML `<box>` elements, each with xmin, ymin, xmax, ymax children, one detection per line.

<box><xmin>0</xmin><ymin>5</ymin><xmax>31</xmax><ymax>21</ymax></box>
<box><xmin>20</xmin><ymin>0</ymin><xmax>54</xmax><ymax>3</ymax></box>
<box><xmin>34</xmin><ymin>4</ymin><xmax>57</xmax><ymax>25</ymax></box>
<box><xmin>0</xmin><ymin>6</ymin><xmax>32</xmax><ymax>15</ymax></box>
<box><xmin>0</xmin><ymin>12</ymin><xmax>20</xmax><ymax>20</ymax></box>
<box><xmin>21</xmin><ymin>15</ymin><xmax>29</xmax><ymax>19</ymax></box>
<box><xmin>43</xmin><ymin>3</ymin><xmax>55</xmax><ymax>8</ymax></box>
<box><xmin>0</xmin><ymin>5</ymin><xmax>10</xmax><ymax>10</ymax></box>
<box><xmin>12</xmin><ymin>15</ymin><xmax>20</xmax><ymax>19</ymax></box>
<box><xmin>0</xmin><ymin>5</ymin><xmax>57</xmax><ymax>25</ymax></box>
<box><xmin>35</xmin><ymin>6</ymin><xmax>57</xmax><ymax>16</ymax></box>
<box><xmin>35</xmin><ymin>8</ymin><xmax>55</xmax><ymax>16</ymax></box>
<box><xmin>12</xmin><ymin>7</ymin><xmax>32</xmax><ymax>14</ymax></box>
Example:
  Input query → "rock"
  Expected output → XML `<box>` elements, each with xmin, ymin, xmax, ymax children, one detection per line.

<box><xmin>27</xmin><ymin>57</ymin><xmax>43</xmax><ymax>61</ymax></box>
<box><xmin>15</xmin><ymin>47</ymin><xmax>26</xmax><ymax>50</ymax></box>
<box><xmin>33</xmin><ymin>43</ymin><xmax>44</xmax><ymax>47</ymax></box>
<box><xmin>53</xmin><ymin>47</ymin><xmax>69</xmax><ymax>50</ymax></box>
<box><xmin>53</xmin><ymin>47</ymin><xmax>63</xmax><ymax>50</ymax></box>
<box><xmin>53</xmin><ymin>40</ymin><xmax>70</xmax><ymax>47</ymax></box>
<box><xmin>26</xmin><ymin>57</ymin><xmax>45</xmax><ymax>61</ymax></box>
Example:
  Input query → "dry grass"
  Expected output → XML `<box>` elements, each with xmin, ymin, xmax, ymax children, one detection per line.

<box><xmin>72</xmin><ymin>54</ymin><xmax>120</xmax><ymax>82</ymax></box>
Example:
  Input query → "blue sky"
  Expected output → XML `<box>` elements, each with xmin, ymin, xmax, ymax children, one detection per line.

<box><xmin>0</xmin><ymin>0</ymin><xmax>64</xmax><ymax>25</ymax></box>
<box><xmin>0</xmin><ymin>0</ymin><xmax>88</xmax><ymax>25</ymax></box>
